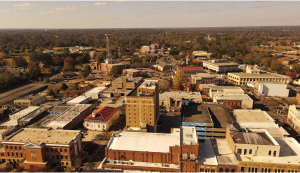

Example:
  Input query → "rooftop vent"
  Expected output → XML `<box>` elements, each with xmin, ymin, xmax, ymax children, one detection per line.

<box><xmin>92</xmin><ymin>111</ymin><xmax>96</xmax><ymax>118</ymax></box>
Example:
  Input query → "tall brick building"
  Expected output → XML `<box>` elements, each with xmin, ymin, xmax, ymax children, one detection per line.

<box><xmin>125</xmin><ymin>80</ymin><xmax>159</xmax><ymax>132</ymax></box>
<box><xmin>0</xmin><ymin>128</ymin><xmax>82</xmax><ymax>169</ymax></box>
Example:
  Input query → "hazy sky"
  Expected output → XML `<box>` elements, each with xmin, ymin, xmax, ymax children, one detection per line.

<box><xmin>0</xmin><ymin>1</ymin><xmax>300</xmax><ymax>29</ymax></box>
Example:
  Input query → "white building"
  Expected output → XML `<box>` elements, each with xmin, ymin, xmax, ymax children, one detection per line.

<box><xmin>254</xmin><ymin>81</ymin><xmax>289</xmax><ymax>97</ymax></box>
<box><xmin>66</xmin><ymin>96</ymin><xmax>92</xmax><ymax>105</ymax></box>
<box><xmin>84</xmin><ymin>106</ymin><xmax>120</xmax><ymax>131</ymax></box>
<box><xmin>209</xmin><ymin>86</ymin><xmax>245</xmax><ymax>98</ymax></box>
<box><xmin>231</xmin><ymin>109</ymin><xmax>289</xmax><ymax>137</ymax></box>
<box><xmin>202</xmin><ymin>59</ymin><xmax>239</xmax><ymax>72</ymax></box>
<box><xmin>287</xmin><ymin>105</ymin><xmax>300</xmax><ymax>134</ymax></box>
<box><xmin>85</xmin><ymin>87</ymin><xmax>107</xmax><ymax>99</ymax></box>
<box><xmin>213</xmin><ymin>94</ymin><xmax>253</xmax><ymax>109</ymax></box>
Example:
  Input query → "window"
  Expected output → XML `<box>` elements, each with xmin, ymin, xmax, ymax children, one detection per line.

<box><xmin>134</xmin><ymin>109</ymin><xmax>136</xmax><ymax>112</ymax></box>
<box><xmin>128</xmin><ymin>105</ymin><xmax>130</xmax><ymax>107</ymax></box>
<box><xmin>129</xmin><ymin>121</ymin><xmax>131</xmax><ymax>123</ymax></box>
<box><xmin>52</xmin><ymin>155</ymin><xmax>54</xmax><ymax>159</ymax></box>
<box><xmin>65</xmin><ymin>155</ymin><xmax>68</xmax><ymax>160</ymax></box>
<box><xmin>143</xmin><ymin>105</ymin><xmax>145</xmax><ymax>108</ymax></box>
<box><xmin>249</xmin><ymin>149</ymin><xmax>252</xmax><ymax>154</ymax></box>
<box><xmin>51</xmin><ymin>148</ymin><xmax>53</xmax><ymax>152</ymax></box>
<box><xmin>144</xmin><ymin>118</ymin><xmax>146</xmax><ymax>120</ymax></box>
<box><xmin>144</xmin><ymin>109</ymin><xmax>146</xmax><ymax>112</ymax></box>
<box><xmin>150</xmin><ymin>118</ymin><xmax>152</xmax><ymax>120</ymax></box>
<box><xmin>14</xmin><ymin>146</ymin><xmax>17</xmax><ymax>150</ymax></box>
<box><xmin>6</xmin><ymin>146</ymin><xmax>8</xmax><ymax>149</ymax></box>
<box><xmin>11</xmin><ymin>152</ymin><xmax>14</xmax><ymax>157</ymax></box>
<box><xmin>231</xmin><ymin>169</ymin><xmax>235</xmax><ymax>172</ymax></box>
<box><xmin>205</xmin><ymin>169</ymin><xmax>209</xmax><ymax>172</ymax></box>
<box><xmin>273</xmin><ymin>151</ymin><xmax>277</xmax><ymax>157</ymax></box>
<box><xmin>134</xmin><ymin>101</ymin><xmax>136</xmax><ymax>103</ymax></box>
<box><xmin>134</xmin><ymin>105</ymin><xmax>136</xmax><ymax>107</ymax></box>
<box><xmin>66</xmin><ymin>162</ymin><xmax>69</xmax><ymax>165</ymax></box>
<box><xmin>219</xmin><ymin>168</ymin><xmax>223</xmax><ymax>172</ymax></box>
<box><xmin>31</xmin><ymin>150</ymin><xmax>36</xmax><ymax>161</ymax></box>
<box><xmin>211</xmin><ymin>170</ymin><xmax>215</xmax><ymax>172</ymax></box>
<box><xmin>129</xmin><ymin>109</ymin><xmax>131</xmax><ymax>112</ymax></box>
<box><xmin>47</xmin><ymin>154</ymin><xmax>49</xmax><ymax>159</ymax></box>
<box><xmin>7</xmin><ymin>152</ymin><xmax>10</xmax><ymax>156</ymax></box>
<box><xmin>150</xmin><ymin>122</ymin><xmax>152</xmax><ymax>125</ymax></box>
<box><xmin>129</xmin><ymin>117</ymin><xmax>131</xmax><ymax>119</ymax></box>
<box><xmin>64</xmin><ymin>149</ymin><xmax>67</xmax><ymax>152</ymax></box>
<box><xmin>237</xmin><ymin>149</ymin><xmax>242</xmax><ymax>154</ymax></box>
<box><xmin>55</xmin><ymin>148</ymin><xmax>58</xmax><ymax>152</ymax></box>
<box><xmin>128</xmin><ymin>101</ymin><xmax>130</xmax><ymax>103</ymax></box>
<box><xmin>129</xmin><ymin>113</ymin><xmax>131</xmax><ymax>115</ymax></box>
<box><xmin>244</xmin><ymin>149</ymin><xmax>247</xmax><ymax>155</ymax></box>
<box><xmin>150</xmin><ymin>101</ymin><xmax>152</xmax><ymax>104</ymax></box>
<box><xmin>56</xmin><ymin>155</ymin><xmax>59</xmax><ymax>159</ymax></box>
<box><xmin>268</xmin><ymin>150</ymin><xmax>272</xmax><ymax>156</ymax></box>
<box><xmin>150</xmin><ymin>106</ymin><xmax>152</xmax><ymax>108</ymax></box>
<box><xmin>135</xmin><ymin>117</ymin><xmax>136</xmax><ymax>120</ymax></box>
<box><xmin>150</xmin><ymin>114</ymin><xmax>152</xmax><ymax>116</ymax></box>
<box><xmin>10</xmin><ymin>146</ymin><xmax>13</xmax><ymax>149</ymax></box>
<box><xmin>162</xmin><ymin>102</ymin><xmax>164</xmax><ymax>105</ymax></box>
<box><xmin>135</xmin><ymin>121</ymin><xmax>137</xmax><ymax>124</ymax></box>
<box><xmin>61</xmin><ymin>155</ymin><xmax>64</xmax><ymax>159</ymax></box>
<box><xmin>144</xmin><ymin>114</ymin><xmax>146</xmax><ymax>116</ymax></box>
<box><xmin>225</xmin><ymin>169</ymin><xmax>229</xmax><ymax>172</ymax></box>
<box><xmin>241</xmin><ymin>167</ymin><xmax>245</xmax><ymax>172</ymax></box>
<box><xmin>143</xmin><ymin>101</ymin><xmax>145</xmax><ymax>103</ymax></box>
<box><xmin>62</xmin><ymin>162</ymin><xmax>64</xmax><ymax>165</ymax></box>
<box><xmin>46</xmin><ymin>148</ymin><xmax>49</xmax><ymax>152</ymax></box>
<box><xmin>16</xmin><ymin>152</ymin><xmax>18</xmax><ymax>157</ymax></box>
<box><xmin>200</xmin><ymin>169</ymin><xmax>204</xmax><ymax>172</ymax></box>
<box><xmin>150</xmin><ymin>110</ymin><xmax>152</xmax><ymax>112</ymax></box>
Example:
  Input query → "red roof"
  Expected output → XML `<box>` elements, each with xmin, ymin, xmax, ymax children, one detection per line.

<box><xmin>192</xmin><ymin>59</ymin><xmax>203</xmax><ymax>63</ymax></box>
<box><xmin>178</xmin><ymin>67</ymin><xmax>204</xmax><ymax>71</ymax></box>
<box><xmin>84</xmin><ymin>106</ymin><xmax>120</xmax><ymax>122</ymax></box>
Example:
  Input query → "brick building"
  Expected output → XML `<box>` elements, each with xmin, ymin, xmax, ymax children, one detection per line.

<box><xmin>112</xmin><ymin>77</ymin><xmax>143</xmax><ymax>90</ymax></box>
<box><xmin>177</xmin><ymin>67</ymin><xmax>204</xmax><ymax>78</ymax></box>
<box><xmin>125</xmin><ymin>80</ymin><xmax>159</xmax><ymax>132</ymax></box>
<box><xmin>191</xmin><ymin>73</ymin><xmax>224</xmax><ymax>88</ymax></box>
<box><xmin>0</xmin><ymin>128</ymin><xmax>82</xmax><ymax>168</ymax></box>
<box><xmin>90</xmin><ymin>62</ymin><xmax>125</xmax><ymax>73</ymax></box>
<box><xmin>122</xmin><ymin>69</ymin><xmax>142</xmax><ymax>77</ymax></box>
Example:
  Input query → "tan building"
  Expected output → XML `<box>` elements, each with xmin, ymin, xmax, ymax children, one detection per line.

<box><xmin>245</xmin><ymin>65</ymin><xmax>260</xmax><ymax>74</ymax></box>
<box><xmin>159</xmin><ymin>91</ymin><xmax>202</xmax><ymax>109</ymax></box>
<box><xmin>84</xmin><ymin>106</ymin><xmax>120</xmax><ymax>131</ymax></box>
<box><xmin>209</xmin><ymin>86</ymin><xmax>244</xmax><ymax>98</ymax></box>
<box><xmin>177</xmin><ymin>67</ymin><xmax>204</xmax><ymax>78</ymax></box>
<box><xmin>228</xmin><ymin>72</ymin><xmax>291</xmax><ymax>85</ymax></box>
<box><xmin>122</xmin><ymin>69</ymin><xmax>142</xmax><ymax>77</ymax></box>
<box><xmin>202</xmin><ymin>59</ymin><xmax>239</xmax><ymax>73</ymax></box>
<box><xmin>287</xmin><ymin>105</ymin><xmax>300</xmax><ymax>134</ymax></box>
<box><xmin>0</xmin><ymin>128</ymin><xmax>82</xmax><ymax>168</ymax></box>
<box><xmin>14</xmin><ymin>95</ymin><xmax>46</xmax><ymax>106</ymax></box>
<box><xmin>112</xmin><ymin>76</ymin><xmax>143</xmax><ymax>90</ymax></box>
<box><xmin>125</xmin><ymin>80</ymin><xmax>159</xmax><ymax>132</ymax></box>
<box><xmin>213</xmin><ymin>94</ymin><xmax>253</xmax><ymax>109</ymax></box>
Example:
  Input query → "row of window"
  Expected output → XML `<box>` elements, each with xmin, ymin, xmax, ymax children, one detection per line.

<box><xmin>219</xmin><ymin>168</ymin><xmax>235</xmax><ymax>172</ymax></box>
<box><xmin>7</xmin><ymin>151</ymin><xmax>23</xmax><ymax>157</ymax></box>
<box><xmin>199</xmin><ymin>168</ymin><xmax>216</xmax><ymax>172</ymax></box>
<box><xmin>128</xmin><ymin>101</ymin><xmax>152</xmax><ymax>104</ymax></box>
<box><xmin>128</xmin><ymin>117</ymin><xmax>152</xmax><ymax>120</ymax></box>
<box><xmin>237</xmin><ymin>148</ymin><xmax>276</xmax><ymax>156</ymax></box>
<box><xmin>46</xmin><ymin>148</ymin><xmax>69</xmax><ymax>153</ymax></box>
<box><xmin>128</xmin><ymin>121</ymin><xmax>153</xmax><ymax>125</ymax></box>
<box><xmin>128</xmin><ymin>113</ymin><xmax>153</xmax><ymax>116</ymax></box>
<box><xmin>6</xmin><ymin>146</ymin><xmax>22</xmax><ymax>150</ymax></box>
<box><xmin>128</xmin><ymin>109</ymin><xmax>152</xmax><ymax>112</ymax></box>
<box><xmin>47</xmin><ymin>154</ymin><xmax>68</xmax><ymax>160</ymax></box>
<box><xmin>240</xmin><ymin>167</ymin><xmax>297</xmax><ymax>172</ymax></box>
<box><xmin>128</xmin><ymin>105</ymin><xmax>152</xmax><ymax>108</ymax></box>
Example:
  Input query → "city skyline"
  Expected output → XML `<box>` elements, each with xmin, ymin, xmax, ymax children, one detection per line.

<box><xmin>0</xmin><ymin>1</ymin><xmax>300</xmax><ymax>29</ymax></box>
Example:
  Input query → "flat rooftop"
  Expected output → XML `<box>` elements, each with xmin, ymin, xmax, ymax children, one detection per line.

<box><xmin>10</xmin><ymin>106</ymin><xmax>40</xmax><ymax>118</ymax></box>
<box><xmin>181</xmin><ymin>126</ymin><xmax>197</xmax><ymax>145</ymax></box>
<box><xmin>198</xmin><ymin>139</ymin><xmax>218</xmax><ymax>165</ymax></box>
<box><xmin>255</xmin><ymin>81</ymin><xmax>287</xmax><ymax>85</ymax></box>
<box><xmin>124</xmin><ymin>69</ymin><xmax>141</xmax><ymax>72</ymax></box>
<box><xmin>230</xmin><ymin>132</ymin><xmax>275</xmax><ymax>145</ymax></box>
<box><xmin>45</xmin><ymin>104</ymin><xmax>91</xmax><ymax>129</ymax></box>
<box><xmin>0</xmin><ymin>83</ymin><xmax>47</xmax><ymax>105</ymax></box>
<box><xmin>107</xmin><ymin>131</ymin><xmax>180</xmax><ymax>153</ymax></box>
<box><xmin>202</xmin><ymin>103</ymin><xmax>233</xmax><ymax>128</ymax></box>
<box><xmin>49</xmin><ymin>106</ymin><xmax>71</xmax><ymax>114</ymax></box>
<box><xmin>4</xmin><ymin>128</ymin><xmax>80</xmax><ymax>145</ymax></box>
<box><xmin>203</xmin><ymin>60</ymin><xmax>239</xmax><ymax>66</ymax></box>
<box><xmin>215</xmin><ymin>94</ymin><xmax>252</xmax><ymax>101</ymax></box>
<box><xmin>228</xmin><ymin>72</ymin><xmax>290</xmax><ymax>79</ymax></box>
<box><xmin>138</xmin><ymin>80</ymin><xmax>157</xmax><ymax>89</ymax></box>
<box><xmin>232</xmin><ymin>109</ymin><xmax>274</xmax><ymax>123</ymax></box>
<box><xmin>211</xmin><ymin>139</ymin><xmax>238</xmax><ymax>165</ymax></box>
<box><xmin>183</xmin><ymin>103</ymin><xmax>213</xmax><ymax>124</ymax></box>
<box><xmin>67</xmin><ymin>96</ymin><xmax>91</xmax><ymax>104</ymax></box>
<box><xmin>85</xmin><ymin>87</ymin><xmax>107</xmax><ymax>94</ymax></box>
<box><xmin>15</xmin><ymin>94</ymin><xmax>45</xmax><ymax>100</ymax></box>
<box><xmin>113</xmin><ymin>76</ymin><xmax>143</xmax><ymax>83</ymax></box>
<box><xmin>160</xmin><ymin>91</ymin><xmax>202</xmax><ymax>102</ymax></box>
<box><xmin>18</xmin><ymin>106</ymin><xmax>52</xmax><ymax>122</ymax></box>
<box><xmin>239</xmin><ymin>137</ymin><xmax>300</xmax><ymax>165</ymax></box>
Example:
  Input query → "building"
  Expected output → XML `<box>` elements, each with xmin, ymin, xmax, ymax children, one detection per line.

<box><xmin>182</xmin><ymin>103</ymin><xmax>234</xmax><ymax>139</ymax></box>
<box><xmin>227</xmin><ymin>129</ymin><xmax>300</xmax><ymax>172</ymax></box>
<box><xmin>122</xmin><ymin>69</ymin><xmax>142</xmax><ymax>77</ymax></box>
<box><xmin>14</xmin><ymin>95</ymin><xmax>46</xmax><ymax>106</ymax></box>
<box><xmin>125</xmin><ymin>80</ymin><xmax>159</xmax><ymax>132</ymax></box>
<box><xmin>211</xmin><ymin>138</ymin><xmax>238</xmax><ymax>172</ymax></box>
<box><xmin>44</xmin><ymin>104</ymin><xmax>92</xmax><ymax>129</ymax></box>
<box><xmin>84</xmin><ymin>106</ymin><xmax>120</xmax><ymax>131</ymax></box>
<box><xmin>231</xmin><ymin>109</ymin><xmax>289</xmax><ymax>137</ymax></box>
<box><xmin>85</xmin><ymin>87</ymin><xmax>107</xmax><ymax>99</ymax></box>
<box><xmin>199</xmin><ymin>84</ymin><xmax>217</xmax><ymax>95</ymax></box>
<box><xmin>209</xmin><ymin>86</ymin><xmax>244</xmax><ymax>98</ymax></box>
<box><xmin>245</xmin><ymin>65</ymin><xmax>260</xmax><ymax>74</ymax></box>
<box><xmin>102</xmin><ymin>126</ymin><xmax>214</xmax><ymax>172</ymax></box>
<box><xmin>202</xmin><ymin>59</ymin><xmax>239</xmax><ymax>73</ymax></box>
<box><xmin>287</xmin><ymin>105</ymin><xmax>300</xmax><ymax>134</ymax></box>
<box><xmin>177</xmin><ymin>67</ymin><xmax>204</xmax><ymax>78</ymax></box>
<box><xmin>192</xmin><ymin>51</ymin><xmax>212</xmax><ymax>58</ymax></box>
<box><xmin>213</xmin><ymin>94</ymin><xmax>253</xmax><ymax>109</ymax></box>
<box><xmin>192</xmin><ymin>59</ymin><xmax>203</xmax><ymax>66</ymax></box>
<box><xmin>90</xmin><ymin>61</ymin><xmax>126</xmax><ymax>73</ymax></box>
<box><xmin>191</xmin><ymin>73</ymin><xmax>224</xmax><ymax>87</ymax></box>
<box><xmin>112</xmin><ymin>77</ymin><xmax>143</xmax><ymax>90</ymax></box>
<box><xmin>66</xmin><ymin>96</ymin><xmax>92</xmax><ymax>105</ymax></box>
<box><xmin>228</xmin><ymin>72</ymin><xmax>291</xmax><ymax>85</ymax></box>
<box><xmin>159</xmin><ymin>91</ymin><xmax>202</xmax><ymax>109</ymax></box>
<box><xmin>254</xmin><ymin>81</ymin><xmax>289</xmax><ymax>97</ymax></box>
<box><xmin>156</xmin><ymin>60</ymin><xmax>171</xmax><ymax>72</ymax></box>
<box><xmin>18</xmin><ymin>106</ymin><xmax>53</xmax><ymax>127</ymax></box>
<box><xmin>282</xmin><ymin>51</ymin><xmax>299</xmax><ymax>55</ymax></box>
<box><xmin>0</xmin><ymin>128</ymin><xmax>82</xmax><ymax>168</ymax></box>
<box><xmin>9</xmin><ymin>106</ymin><xmax>41</xmax><ymax>121</ymax></box>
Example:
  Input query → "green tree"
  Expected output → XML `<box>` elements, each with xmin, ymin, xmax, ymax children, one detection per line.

<box><xmin>28</xmin><ymin>62</ymin><xmax>41</xmax><ymax>79</ymax></box>
<box><xmin>47</xmin><ymin>88</ymin><xmax>55</xmax><ymax>96</ymax></box>
<box><xmin>60</xmin><ymin>83</ymin><xmax>68</xmax><ymax>91</ymax></box>
<box><xmin>63</xmin><ymin>57</ymin><xmax>76</xmax><ymax>71</ymax></box>
<box><xmin>12</xmin><ymin>56</ymin><xmax>28</xmax><ymax>68</ymax></box>
<box><xmin>80</xmin><ymin>65</ymin><xmax>91</xmax><ymax>78</ymax></box>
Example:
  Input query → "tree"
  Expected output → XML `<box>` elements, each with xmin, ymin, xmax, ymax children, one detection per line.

<box><xmin>168</xmin><ymin>78</ymin><xmax>173</xmax><ymax>89</ymax></box>
<box><xmin>288</xmin><ymin>71</ymin><xmax>297</xmax><ymax>79</ymax></box>
<box><xmin>187</xmin><ymin>83</ymin><xmax>196</xmax><ymax>92</ymax></box>
<box><xmin>174</xmin><ymin>70</ymin><xmax>186</xmax><ymax>84</ymax></box>
<box><xmin>52</xmin><ymin>56</ymin><xmax>63</xmax><ymax>66</ymax></box>
<box><xmin>109</xmin><ymin>67</ymin><xmax>122</xmax><ymax>76</ymax></box>
<box><xmin>175</xmin><ymin>81</ymin><xmax>184</xmax><ymax>91</ymax></box>
<box><xmin>12</xmin><ymin>56</ymin><xmax>28</xmax><ymax>68</ymax></box>
<box><xmin>80</xmin><ymin>65</ymin><xmax>91</xmax><ymax>78</ymax></box>
<box><xmin>47</xmin><ymin>88</ymin><xmax>55</xmax><ymax>97</ymax></box>
<box><xmin>60</xmin><ymin>83</ymin><xmax>68</xmax><ymax>91</ymax></box>
<box><xmin>270</xmin><ymin>60</ymin><xmax>282</xmax><ymax>72</ymax></box>
<box><xmin>95</xmin><ymin>55</ymin><xmax>104</xmax><ymax>63</ymax></box>
<box><xmin>28</xmin><ymin>62</ymin><xmax>41</xmax><ymax>79</ymax></box>
<box><xmin>63</xmin><ymin>57</ymin><xmax>76</xmax><ymax>71</ymax></box>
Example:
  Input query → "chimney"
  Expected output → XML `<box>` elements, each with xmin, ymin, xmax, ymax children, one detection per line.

<box><xmin>92</xmin><ymin>111</ymin><xmax>96</xmax><ymax>118</ymax></box>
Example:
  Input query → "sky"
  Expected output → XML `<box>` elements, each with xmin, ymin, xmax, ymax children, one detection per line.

<box><xmin>0</xmin><ymin>1</ymin><xmax>300</xmax><ymax>29</ymax></box>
